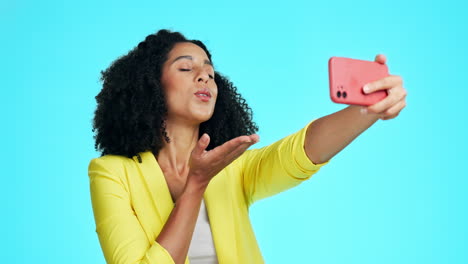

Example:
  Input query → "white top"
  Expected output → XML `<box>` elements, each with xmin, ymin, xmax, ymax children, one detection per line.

<box><xmin>188</xmin><ymin>199</ymin><xmax>218</xmax><ymax>264</ymax></box>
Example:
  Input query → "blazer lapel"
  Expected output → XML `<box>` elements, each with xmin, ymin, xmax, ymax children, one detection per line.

<box><xmin>204</xmin><ymin>172</ymin><xmax>238</xmax><ymax>263</ymax></box>
<box><xmin>134</xmin><ymin>151</ymin><xmax>174</xmax><ymax>224</ymax></box>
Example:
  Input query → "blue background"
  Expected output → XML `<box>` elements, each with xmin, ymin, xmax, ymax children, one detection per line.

<box><xmin>2</xmin><ymin>0</ymin><xmax>466</xmax><ymax>263</ymax></box>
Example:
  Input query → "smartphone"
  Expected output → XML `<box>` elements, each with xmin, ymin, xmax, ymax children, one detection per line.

<box><xmin>329</xmin><ymin>56</ymin><xmax>389</xmax><ymax>106</ymax></box>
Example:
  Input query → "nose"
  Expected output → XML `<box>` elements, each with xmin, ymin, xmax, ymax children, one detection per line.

<box><xmin>196</xmin><ymin>69</ymin><xmax>210</xmax><ymax>83</ymax></box>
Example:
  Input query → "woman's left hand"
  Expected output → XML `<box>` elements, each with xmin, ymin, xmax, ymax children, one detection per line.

<box><xmin>362</xmin><ymin>54</ymin><xmax>407</xmax><ymax>120</ymax></box>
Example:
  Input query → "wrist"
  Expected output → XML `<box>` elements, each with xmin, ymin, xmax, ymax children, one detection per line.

<box><xmin>181</xmin><ymin>178</ymin><xmax>207</xmax><ymax>200</ymax></box>
<box><xmin>186</xmin><ymin>171</ymin><xmax>210</xmax><ymax>190</ymax></box>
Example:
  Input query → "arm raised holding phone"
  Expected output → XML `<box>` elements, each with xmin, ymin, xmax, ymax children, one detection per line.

<box><xmin>305</xmin><ymin>54</ymin><xmax>407</xmax><ymax>164</ymax></box>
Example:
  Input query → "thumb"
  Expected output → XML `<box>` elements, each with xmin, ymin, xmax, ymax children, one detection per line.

<box><xmin>374</xmin><ymin>54</ymin><xmax>387</xmax><ymax>64</ymax></box>
<box><xmin>192</xmin><ymin>133</ymin><xmax>210</xmax><ymax>157</ymax></box>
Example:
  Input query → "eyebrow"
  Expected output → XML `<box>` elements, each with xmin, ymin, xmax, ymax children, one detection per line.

<box><xmin>171</xmin><ymin>55</ymin><xmax>213</xmax><ymax>66</ymax></box>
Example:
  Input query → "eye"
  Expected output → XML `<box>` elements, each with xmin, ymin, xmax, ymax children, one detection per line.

<box><xmin>208</xmin><ymin>74</ymin><xmax>214</xmax><ymax>79</ymax></box>
<box><xmin>179</xmin><ymin>68</ymin><xmax>191</xmax><ymax>72</ymax></box>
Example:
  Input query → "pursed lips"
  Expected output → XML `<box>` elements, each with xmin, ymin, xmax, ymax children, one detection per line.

<box><xmin>194</xmin><ymin>88</ymin><xmax>212</xmax><ymax>101</ymax></box>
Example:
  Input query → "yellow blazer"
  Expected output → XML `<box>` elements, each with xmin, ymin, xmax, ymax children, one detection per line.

<box><xmin>88</xmin><ymin>122</ymin><xmax>327</xmax><ymax>264</ymax></box>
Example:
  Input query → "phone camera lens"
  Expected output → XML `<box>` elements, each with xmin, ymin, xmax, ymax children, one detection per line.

<box><xmin>343</xmin><ymin>91</ymin><xmax>347</xmax><ymax>98</ymax></box>
<box><xmin>337</xmin><ymin>91</ymin><xmax>342</xmax><ymax>98</ymax></box>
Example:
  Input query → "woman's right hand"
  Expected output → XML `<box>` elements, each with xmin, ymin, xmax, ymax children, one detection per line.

<box><xmin>186</xmin><ymin>133</ymin><xmax>260</xmax><ymax>190</ymax></box>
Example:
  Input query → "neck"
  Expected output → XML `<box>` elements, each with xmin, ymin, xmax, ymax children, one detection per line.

<box><xmin>156</xmin><ymin>118</ymin><xmax>200</xmax><ymax>178</ymax></box>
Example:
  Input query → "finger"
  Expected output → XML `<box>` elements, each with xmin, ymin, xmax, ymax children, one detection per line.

<box><xmin>367</xmin><ymin>86</ymin><xmax>406</xmax><ymax>114</ymax></box>
<box><xmin>247</xmin><ymin>134</ymin><xmax>260</xmax><ymax>143</ymax></box>
<box><xmin>381</xmin><ymin>111</ymin><xmax>399</xmax><ymax>120</ymax></box>
<box><xmin>224</xmin><ymin>139</ymin><xmax>257</xmax><ymax>160</ymax></box>
<box><xmin>209</xmin><ymin>135</ymin><xmax>258</xmax><ymax>163</ymax></box>
<box><xmin>225</xmin><ymin>135</ymin><xmax>260</xmax><ymax>160</ymax></box>
<box><xmin>374</xmin><ymin>54</ymin><xmax>387</xmax><ymax>64</ymax></box>
<box><xmin>208</xmin><ymin>135</ymin><xmax>251</xmax><ymax>158</ymax></box>
<box><xmin>218</xmin><ymin>141</ymin><xmax>256</xmax><ymax>167</ymax></box>
<box><xmin>363</xmin><ymin>75</ymin><xmax>403</xmax><ymax>94</ymax></box>
<box><xmin>215</xmin><ymin>135</ymin><xmax>257</xmax><ymax>157</ymax></box>
<box><xmin>192</xmin><ymin>133</ymin><xmax>210</xmax><ymax>157</ymax></box>
<box><xmin>202</xmin><ymin>141</ymin><xmax>251</xmax><ymax>171</ymax></box>
<box><xmin>380</xmin><ymin>99</ymin><xmax>406</xmax><ymax>120</ymax></box>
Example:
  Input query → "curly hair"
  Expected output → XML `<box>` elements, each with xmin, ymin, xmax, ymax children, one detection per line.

<box><xmin>92</xmin><ymin>29</ymin><xmax>258</xmax><ymax>162</ymax></box>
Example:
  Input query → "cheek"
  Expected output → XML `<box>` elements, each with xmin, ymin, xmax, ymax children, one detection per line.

<box><xmin>162</xmin><ymin>77</ymin><xmax>186</xmax><ymax>99</ymax></box>
<box><xmin>161</xmin><ymin>83</ymin><xmax>180</xmax><ymax>112</ymax></box>
<box><xmin>212</xmin><ymin>84</ymin><xmax>218</xmax><ymax>100</ymax></box>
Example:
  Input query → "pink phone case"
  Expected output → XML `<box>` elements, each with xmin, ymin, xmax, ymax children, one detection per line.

<box><xmin>329</xmin><ymin>56</ymin><xmax>389</xmax><ymax>106</ymax></box>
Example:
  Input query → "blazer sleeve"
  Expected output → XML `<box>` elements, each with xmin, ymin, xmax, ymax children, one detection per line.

<box><xmin>88</xmin><ymin>157</ymin><xmax>176</xmax><ymax>264</ymax></box>
<box><xmin>240</xmin><ymin>120</ymin><xmax>328</xmax><ymax>206</ymax></box>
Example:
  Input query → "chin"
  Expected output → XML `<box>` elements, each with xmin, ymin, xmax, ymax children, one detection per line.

<box><xmin>195</xmin><ymin>113</ymin><xmax>214</xmax><ymax>123</ymax></box>
<box><xmin>191</xmin><ymin>106</ymin><xmax>215</xmax><ymax>122</ymax></box>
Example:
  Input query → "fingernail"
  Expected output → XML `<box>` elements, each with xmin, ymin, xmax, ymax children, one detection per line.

<box><xmin>360</xmin><ymin>108</ymin><xmax>368</xmax><ymax>114</ymax></box>
<box><xmin>363</xmin><ymin>85</ymin><xmax>370</xmax><ymax>93</ymax></box>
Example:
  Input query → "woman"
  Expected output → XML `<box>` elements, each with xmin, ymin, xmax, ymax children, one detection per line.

<box><xmin>89</xmin><ymin>29</ymin><xmax>406</xmax><ymax>264</ymax></box>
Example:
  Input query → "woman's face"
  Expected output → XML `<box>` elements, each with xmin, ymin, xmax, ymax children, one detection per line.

<box><xmin>161</xmin><ymin>42</ymin><xmax>218</xmax><ymax>125</ymax></box>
